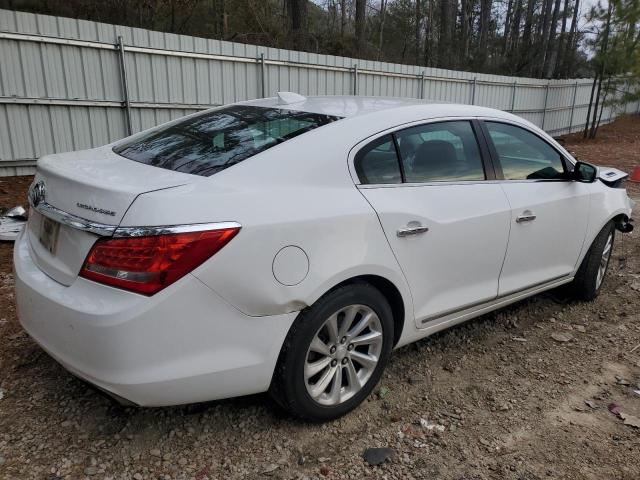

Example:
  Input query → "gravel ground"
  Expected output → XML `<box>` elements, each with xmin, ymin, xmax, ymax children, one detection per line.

<box><xmin>1</xmin><ymin>117</ymin><xmax>639</xmax><ymax>480</ymax></box>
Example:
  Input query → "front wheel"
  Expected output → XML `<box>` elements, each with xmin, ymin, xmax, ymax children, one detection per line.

<box><xmin>570</xmin><ymin>221</ymin><xmax>615</xmax><ymax>301</ymax></box>
<box><xmin>270</xmin><ymin>284</ymin><xmax>394</xmax><ymax>421</ymax></box>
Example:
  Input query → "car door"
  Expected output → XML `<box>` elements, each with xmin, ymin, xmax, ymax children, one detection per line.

<box><xmin>354</xmin><ymin>120</ymin><xmax>512</xmax><ymax>327</ymax></box>
<box><xmin>480</xmin><ymin>120</ymin><xmax>591</xmax><ymax>295</ymax></box>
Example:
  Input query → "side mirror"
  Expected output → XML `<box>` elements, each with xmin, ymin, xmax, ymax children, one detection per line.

<box><xmin>573</xmin><ymin>161</ymin><xmax>597</xmax><ymax>183</ymax></box>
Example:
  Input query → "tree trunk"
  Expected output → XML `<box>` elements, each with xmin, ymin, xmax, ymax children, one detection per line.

<box><xmin>340</xmin><ymin>0</ymin><xmax>346</xmax><ymax>38</ymax></box>
<box><xmin>286</xmin><ymin>0</ymin><xmax>308</xmax><ymax>49</ymax></box>
<box><xmin>424</xmin><ymin>0</ymin><xmax>434</xmax><ymax>66</ymax></box>
<box><xmin>583</xmin><ymin>74</ymin><xmax>597</xmax><ymax>138</ymax></box>
<box><xmin>593</xmin><ymin>77</ymin><xmax>611</xmax><ymax>138</ymax></box>
<box><xmin>589</xmin><ymin>1</ymin><xmax>613</xmax><ymax>138</ymax></box>
<box><xmin>377</xmin><ymin>0</ymin><xmax>387</xmax><ymax>60</ymax></box>
<box><xmin>355</xmin><ymin>0</ymin><xmax>366</xmax><ymax>54</ymax></box>
<box><xmin>539</xmin><ymin>0</ymin><xmax>554</xmax><ymax>76</ymax></box>
<box><xmin>503</xmin><ymin>0</ymin><xmax>514</xmax><ymax>54</ymax></box>
<box><xmin>451</xmin><ymin>0</ymin><xmax>458</xmax><ymax>58</ymax></box>
<box><xmin>460</xmin><ymin>0</ymin><xmax>468</xmax><ymax>62</ymax></box>
<box><xmin>415</xmin><ymin>0</ymin><xmax>422</xmax><ymax>65</ymax></box>
<box><xmin>543</xmin><ymin>0</ymin><xmax>562</xmax><ymax>77</ymax></box>
<box><xmin>478</xmin><ymin>0</ymin><xmax>492</xmax><ymax>67</ymax></box>
<box><xmin>553</xmin><ymin>0</ymin><xmax>569</xmax><ymax>77</ymax></box>
<box><xmin>523</xmin><ymin>0</ymin><xmax>535</xmax><ymax>44</ymax></box>
<box><xmin>521</xmin><ymin>0</ymin><xmax>536</xmax><ymax>72</ymax></box>
<box><xmin>327</xmin><ymin>0</ymin><xmax>336</xmax><ymax>38</ymax></box>
<box><xmin>440</xmin><ymin>0</ymin><xmax>452</xmax><ymax>68</ymax></box>
<box><xmin>170</xmin><ymin>0</ymin><xmax>176</xmax><ymax>32</ymax></box>
<box><xmin>564</xmin><ymin>0</ymin><xmax>580</xmax><ymax>78</ymax></box>
<box><xmin>510</xmin><ymin>0</ymin><xmax>523</xmax><ymax>52</ymax></box>
<box><xmin>589</xmin><ymin>73</ymin><xmax>605</xmax><ymax>138</ymax></box>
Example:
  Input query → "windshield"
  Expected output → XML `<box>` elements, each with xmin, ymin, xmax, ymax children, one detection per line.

<box><xmin>113</xmin><ymin>105</ymin><xmax>341</xmax><ymax>176</ymax></box>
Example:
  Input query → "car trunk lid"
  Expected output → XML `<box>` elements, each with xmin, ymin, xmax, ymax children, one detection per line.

<box><xmin>27</xmin><ymin>146</ymin><xmax>197</xmax><ymax>286</ymax></box>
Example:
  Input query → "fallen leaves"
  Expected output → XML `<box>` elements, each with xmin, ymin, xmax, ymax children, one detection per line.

<box><xmin>608</xmin><ymin>403</ymin><xmax>622</xmax><ymax>416</ymax></box>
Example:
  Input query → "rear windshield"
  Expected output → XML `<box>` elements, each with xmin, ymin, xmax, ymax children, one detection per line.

<box><xmin>113</xmin><ymin>105</ymin><xmax>341</xmax><ymax>176</ymax></box>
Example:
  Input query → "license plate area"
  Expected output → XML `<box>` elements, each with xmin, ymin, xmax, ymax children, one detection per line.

<box><xmin>39</xmin><ymin>216</ymin><xmax>60</xmax><ymax>255</ymax></box>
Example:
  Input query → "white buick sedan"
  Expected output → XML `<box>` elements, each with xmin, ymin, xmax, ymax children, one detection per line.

<box><xmin>15</xmin><ymin>93</ymin><xmax>634</xmax><ymax>420</ymax></box>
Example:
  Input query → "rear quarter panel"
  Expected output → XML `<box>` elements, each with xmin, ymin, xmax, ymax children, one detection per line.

<box><xmin>119</xmin><ymin>121</ymin><xmax>415</xmax><ymax>337</ymax></box>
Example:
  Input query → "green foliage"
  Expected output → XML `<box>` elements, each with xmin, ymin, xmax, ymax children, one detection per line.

<box><xmin>584</xmin><ymin>0</ymin><xmax>640</xmax><ymax>137</ymax></box>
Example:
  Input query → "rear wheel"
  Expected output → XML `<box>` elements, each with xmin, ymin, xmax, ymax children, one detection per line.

<box><xmin>270</xmin><ymin>284</ymin><xmax>394</xmax><ymax>421</ymax></box>
<box><xmin>570</xmin><ymin>221</ymin><xmax>615</xmax><ymax>301</ymax></box>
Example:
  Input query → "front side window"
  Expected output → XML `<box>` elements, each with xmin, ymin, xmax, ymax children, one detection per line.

<box><xmin>485</xmin><ymin>122</ymin><xmax>566</xmax><ymax>180</ymax></box>
<box><xmin>114</xmin><ymin>106</ymin><xmax>341</xmax><ymax>176</ymax></box>
<box><xmin>395</xmin><ymin>121</ymin><xmax>485</xmax><ymax>182</ymax></box>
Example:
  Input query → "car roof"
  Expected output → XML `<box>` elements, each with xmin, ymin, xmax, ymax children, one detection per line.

<box><xmin>242</xmin><ymin>93</ymin><xmax>519</xmax><ymax>122</ymax></box>
<box><xmin>237</xmin><ymin>93</ymin><xmax>574</xmax><ymax>166</ymax></box>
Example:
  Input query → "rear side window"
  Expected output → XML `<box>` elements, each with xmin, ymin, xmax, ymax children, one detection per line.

<box><xmin>356</xmin><ymin>121</ymin><xmax>486</xmax><ymax>185</ymax></box>
<box><xmin>113</xmin><ymin>106</ymin><xmax>341</xmax><ymax>176</ymax></box>
<box><xmin>395</xmin><ymin>121</ymin><xmax>485</xmax><ymax>182</ymax></box>
<box><xmin>485</xmin><ymin>122</ymin><xmax>566</xmax><ymax>180</ymax></box>
<box><xmin>354</xmin><ymin>135</ymin><xmax>402</xmax><ymax>184</ymax></box>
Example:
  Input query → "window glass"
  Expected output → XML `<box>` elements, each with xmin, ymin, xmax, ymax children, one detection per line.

<box><xmin>485</xmin><ymin>122</ymin><xmax>566</xmax><ymax>180</ymax></box>
<box><xmin>113</xmin><ymin>106</ymin><xmax>341</xmax><ymax>177</ymax></box>
<box><xmin>395</xmin><ymin>121</ymin><xmax>485</xmax><ymax>182</ymax></box>
<box><xmin>355</xmin><ymin>135</ymin><xmax>402</xmax><ymax>184</ymax></box>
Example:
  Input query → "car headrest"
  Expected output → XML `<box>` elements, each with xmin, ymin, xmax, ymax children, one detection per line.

<box><xmin>413</xmin><ymin>140</ymin><xmax>457</xmax><ymax>178</ymax></box>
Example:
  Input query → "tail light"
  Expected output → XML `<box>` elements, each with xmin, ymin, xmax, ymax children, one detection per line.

<box><xmin>79</xmin><ymin>225</ymin><xmax>240</xmax><ymax>295</ymax></box>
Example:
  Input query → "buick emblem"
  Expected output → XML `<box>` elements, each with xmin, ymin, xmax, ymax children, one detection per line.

<box><xmin>29</xmin><ymin>181</ymin><xmax>46</xmax><ymax>207</ymax></box>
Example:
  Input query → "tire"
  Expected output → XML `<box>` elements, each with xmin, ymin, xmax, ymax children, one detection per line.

<box><xmin>570</xmin><ymin>221</ymin><xmax>615</xmax><ymax>301</ymax></box>
<box><xmin>270</xmin><ymin>283</ymin><xmax>394</xmax><ymax>421</ymax></box>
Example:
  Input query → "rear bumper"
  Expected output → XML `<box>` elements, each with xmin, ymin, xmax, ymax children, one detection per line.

<box><xmin>13</xmin><ymin>228</ymin><xmax>296</xmax><ymax>406</ymax></box>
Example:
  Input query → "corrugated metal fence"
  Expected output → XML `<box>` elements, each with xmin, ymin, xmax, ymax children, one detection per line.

<box><xmin>1</xmin><ymin>8</ymin><xmax>639</xmax><ymax>176</ymax></box>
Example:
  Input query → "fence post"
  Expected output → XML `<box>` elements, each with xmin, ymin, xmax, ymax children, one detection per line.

<box><xmin>116</xmin><ymin>35</ymin><xmax>132</xmax><ymax>136</ymax></box>
<box><xmin>541</xmin><ymin>82</ymin><xmax>550</xmax><ymax>130</ymax></box>
<box><xmin>259</xmin><ymin>53</ymin><xmax>266</xmax><ymax>98</ymax></box>
<box><xmin>568</xmin><ymin>81</ymin><xmax>578</xmax><ymax>134</ymax></box>
<box><xmin>420</xmin><ymin>71</ymin><xmax>426</xmax><ymax>99</ymax></box>
<box><xmin>510</xmin><ymin>81</ymin><xmax>517</xmax><ymax>112</ymax></box>
<box><xmin>470</xmin><ymin>76</ymin><xmax>477</xmax><ymax>105</ymax></box>
<box><xmin>353</xmin><ymin>65</ymin><xmax>358</xmax><ymax>95</ymax></box>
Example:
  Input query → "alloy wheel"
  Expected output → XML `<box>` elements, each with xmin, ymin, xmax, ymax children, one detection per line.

<box><xmin>595</xmin><ymin>231</ymin><xmax>613</xmax><ymax>291</ymax></box>
<box><xmin>304</xmin><ymin>304</ymin><xmax>383</xmax><ymax>406</ymax></box>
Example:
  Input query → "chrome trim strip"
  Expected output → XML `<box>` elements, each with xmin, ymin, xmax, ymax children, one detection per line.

<box><xmin>32</xmin><ymin>202</ymin><xmax>117</xmax><ymax>237</ymax></box>
<box><xmin>419</xmin><ymin>275</ymin><xmax>573</xmax><ymax>328</ymax></box>
<box><xmin>113</xmin><ymin>222</ymin><xmax>242</xmax><ymax>237</ymax></box>
<box><xmin>357</xmin><ymin>178</ymin><xmax>573</xmax><ymax>188</ymax></box>
<box><xmin>32</xmin><ymin>202</ymin><xmax>241</xmax><ymax>238</ymax></box>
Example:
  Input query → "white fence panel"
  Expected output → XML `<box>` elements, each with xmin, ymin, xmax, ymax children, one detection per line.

<box><xmin>0</xmin><ymin>8</ymin><xmax>638</xmax><ymax>176</ymax></box>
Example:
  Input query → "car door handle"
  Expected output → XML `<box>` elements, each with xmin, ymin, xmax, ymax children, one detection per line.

<box><xmin>397</xmin><ymin>225</ymin><xmax>430</xmax><ymax>237</ymax></box>
<box><xmin>516</xmin><ymin>213</ymin><xmax>537</xmax><ymax>223</ymax></box>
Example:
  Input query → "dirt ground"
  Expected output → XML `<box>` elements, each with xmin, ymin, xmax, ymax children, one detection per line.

<box><xmin>0</xmin><ymin>117</ymin><xmax>639</xmax><ymax>480</ymax></box>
